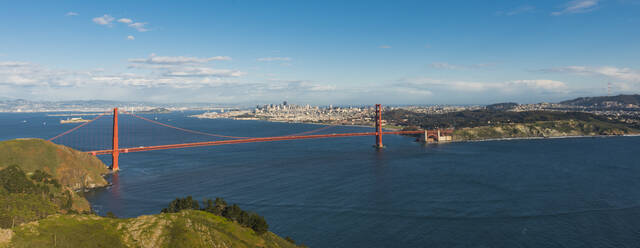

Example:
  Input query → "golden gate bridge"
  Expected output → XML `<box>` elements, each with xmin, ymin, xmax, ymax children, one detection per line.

<box><xmin>48</xmin><ymin>104</ymin><xmax>452</xmax><ymax>171</ymax></box>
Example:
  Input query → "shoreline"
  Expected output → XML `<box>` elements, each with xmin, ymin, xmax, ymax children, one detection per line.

<box><xmin>451</xmin><ymin>133</ymin><xmax>640</xmax><ymax>143</ymax></box>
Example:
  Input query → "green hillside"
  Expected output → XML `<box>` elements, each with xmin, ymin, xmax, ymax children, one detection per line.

<box><xmin>0</xmin><ymin>139</ymin><xmax>109</xmax><ymax>190</ymax></box>
<box><xmin>0</xmin><ymin>139</ymin><xmax>304</xmax><ymax>247</ymax></box>
<box><xmin>4</xmin><ymin>210</ymin><xmax>299</xmax><ymax>248</ymax></box>
<box><xmin>452</xmin><ymin>120</ymin><xmax>637</xmax><ymax>141</ymax></box>
<box><xmin>0</xmin><ymin>139</ymin><xmax>111</xmax><ymax>226</ymax></box>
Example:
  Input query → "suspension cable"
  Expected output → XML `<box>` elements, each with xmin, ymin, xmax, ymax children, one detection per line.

<box><xmin>121</xmin><ymin>111</ymin><xmax>252</xmax><ymax>139</ymax></box>
<box><xmin>286</xmin><ymin>125</ymin><xmax>335</xmax><ymax>136</ymax></box>
<box><xmin>116</xmin><ymin>110</ymin><xmax>343</xmax><ymax>141</ymax></box>
<box><xmin>48</xmin><ymin>112</ymin><xmax>109</xmax><ymax>141</ymax></box>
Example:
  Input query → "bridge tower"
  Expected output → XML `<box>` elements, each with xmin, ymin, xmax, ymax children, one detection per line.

<box><xmin>375</xmin><ymin>104</ymin><xmax>383</xmax><ymax>148</ymax></box>
<box><xmin>112</xmin><ymin>107</ymin><xmax>119</xmax><ymax>171</ymax></box>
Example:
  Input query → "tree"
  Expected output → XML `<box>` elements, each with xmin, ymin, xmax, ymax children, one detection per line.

<box><xmin>238</xmin><ymin>211</ymin><xmax>251</xmax><ymax>226</ymax></box>
<box><xmin>0</xmin><ymin>165</ymin><xmax>37</xmax><ymax>194</ymax></box>
<box><xmin>214</xmin><ymin>197</ymin><xmax>227</xmax><ymax>215</ymax></box>
<box><xmin>203</xmin><ymin>198</ymin><xmax>215</xmax><ymax>213</ymax></box>
<box><xmin>63</xmin><ymin>190</ymin><xmax>73</xmax><ymax>210</ymax></box>
<box><xmin>160</xmin><ymin>196</ymin><xmax>270</xmax><ymax>235</ymax></box>
<box><xmin>249</xmin><ymin>213</ymin><xmax>269</xmax><ymax>235</ymax></box>
<box><xmin>161</xmin><ymin>196</ymin><xmax>200</xmax><ymax>213</ymax></box>
<box><xmin>222</xmin><ymin>204</ymin><xmax>242</xmax><ymax>221</ymax></box>
<box><xmin>285</xmin><ymin>236</ymin><xmax>295</xmax><ymax>244</ymax></box>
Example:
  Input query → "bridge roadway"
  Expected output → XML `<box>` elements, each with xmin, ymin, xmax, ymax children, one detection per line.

<box><xmin>88</xmin><ymin>130</ymin><xmax>427</xmax><ymax>155</ymax></box>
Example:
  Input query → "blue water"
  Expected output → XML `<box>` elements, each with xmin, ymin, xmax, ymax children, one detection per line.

<box><xmin>2</xmin><ymin>112</ymin><xmax>640</xmax><ymax>247</ymax></box>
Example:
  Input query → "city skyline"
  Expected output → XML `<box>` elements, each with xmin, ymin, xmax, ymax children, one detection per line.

<box><xmin>1</xmin><ymin>0</ymin><xmax>639</xmax><ymax>105</ymax></box>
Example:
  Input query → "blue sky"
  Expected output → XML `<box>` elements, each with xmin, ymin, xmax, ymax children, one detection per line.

<box><xmin>1</xmin><ymin>0</ymin><xmax>639</xmax><ymax>105</ymax></box>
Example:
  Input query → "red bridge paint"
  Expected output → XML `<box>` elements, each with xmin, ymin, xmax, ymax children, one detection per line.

<box><xmin>111</xmin><ymin>107</ymin><xmax>119</xmax><ymax>171</ymax></box>
<box><xmin>375</xmin><ymin>104</ymin><xmax>383</xmax><ymax>148</ymax></box>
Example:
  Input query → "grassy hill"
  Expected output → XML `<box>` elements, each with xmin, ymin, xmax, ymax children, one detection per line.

<box><xmin>0</xmin><ymin>139</ymin><xmax>111</xmax><ymax>226</ymax></box>
<box><xmin>4</xmin><ymin>210</ymin><xmax>299</xmax><ymax>248</ymax></box>
<box><xmin>0</xmin><ymin>139</ymin><xmax>109</xmax><ymax>190</ymax></box>
<box><xmin>0</xmin><ymin>139</ymin><xmax>304</xmax><ymax>247</ymax></box>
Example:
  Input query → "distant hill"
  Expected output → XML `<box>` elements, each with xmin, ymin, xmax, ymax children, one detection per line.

<box><xmin>486</xmin><ymin>102</ymin><xmax>518</xmax><ymax>111</ymax></box>
<box><xmin>136</xmin><ymin>107</ymin><xmax>171</xmax><ymax>114</ymax></box>
<box><xmin>560</xmin><ymin>94</ymin><xmax>640</xmax><ymax>107</ymax></box>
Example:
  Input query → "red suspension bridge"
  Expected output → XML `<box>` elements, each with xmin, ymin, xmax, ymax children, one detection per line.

<box><xmin>48</xmin><ymin>104</ymin><xmax>452</xmax><ymax>171</ymax></box>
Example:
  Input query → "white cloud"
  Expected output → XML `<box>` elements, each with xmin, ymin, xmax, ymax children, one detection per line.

<box><xmin>552</xmin><ymin>0</ymin><xmax>599</xmax><ymax>15</ymax></box>
<box><xmin>430</xmin><ymin>62</ymin><xmax>460</xmax><ymax>70</ymax></box>
<box><xmin>129</xmin><ymin>54</ymin><xmax>232</xmax><ymax>65</ymax></box>
<box><xmin>397</xmin><ymin>78</ymin><xmax>568</xmax><ymax>93</ymax></box>
<box><xmin>0</xmin><ymin>59</ymin><xmax>345</xmax><ymax>102</ymax></box>
<box><xmin>0</xmin><ymin>61</ymin><xmax>86</xmax><ymax>87</ymax></box>
<box><xmin>613</xmin><ymin>82</ymin><xmax>640</xmax><ymax>92</ymax></box>
<box><xmin>126</xmin><ymin>54</ymin><xmax>244</xmax><ymax>83</ymax></box>
<box><xmin>309</xmin><ymin>84</ymin><xmax>336</xmax><ymax>91</ymax></box>
<box><xmin>0</xmin><ymin>60</ymin><xmax>247</xmax><ymax>90</ymax></box>
<box><xmin>395</xmin><ymin>88</ymin><xmax>433</xmax><ymax>96</ymax></box>
<box><xmin>379</xmin><ymin>45</ymin><xmax>392</xmax><ymax>49</ymax></box>
<box><xmin>66</xmin><ymin>12</ymin><xmax>78</xmax><ymax>16</ymax></box>
<box><xmin>498</xmin><ymin>5</ymin><xmax>535</xmax><ymax>16</ymax></box>
<box><xmin>509</xmin><ymin>80</ymin><xmax>568</xmax><ymax>92</ymax></box>
<box><xmin>118</xmin><ymin>18</ymin><xmax>133</xmax><ymax>24</ymax></box>
<box><xmin>128</xmin><ymin>22</ymin><xmax>149</xmax><ymax>32</ymax></box>
<box><xmin>127</xmin><ymin>35</ymin><xmax>135</xmax><ymax>40</ymax></box>
<box><xmin>543</xmin><ymin>66</ymin><xmax>640</xmax><ymax>81</ymax></box>
<box><xmin>397</xmin><ymin>78</ymin><xmax>495</xmax><ymax>92</ymax></box>
<box><xmin>208</xmin><ymin>56</ymin><xmax>233</xmax><ymax>61</ymax></box>
<box><xmin>263</xmin><ymin>79</ymin><xmax>336</xmax><ymax>92</ymax></box>
<box><xmin>256</xmin><ymin>57</ymin><xmax>292</xmax><ymax>62</ymax></box>
<box><xmin>430</xmin><ymin>62</ymin><xmax>495</xmax><ymax>70</ymax></box>
<box><xmin>0</xmin><ymin>61</ymin><xmax>30</xmax><ymax>67</ymax></box>
<box><xmin>93</xmin><ymin>16</ymin><xmax>151</xmax><ymax>32</ymax></box>
<box><xmin>92</xmin><ymin>14</ymin><xmax>115</xmax><ymax>26</ymax></box>
<box><xmin>164</xmin><ymin>67</ymin><xmax>244</xmax><ymax>77</ymax></box>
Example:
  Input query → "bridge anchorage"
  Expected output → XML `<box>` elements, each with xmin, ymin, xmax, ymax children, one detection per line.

<box><xmin>48</xmin><ymin>104</ymin><xmax>453</xmax><ymax>172</ymax></box>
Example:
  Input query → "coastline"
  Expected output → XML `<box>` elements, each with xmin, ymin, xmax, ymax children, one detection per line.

<box><xmin>450</xmin><ymin>133</ymin><xmax>640</xmax><ymax>143</ymax></box>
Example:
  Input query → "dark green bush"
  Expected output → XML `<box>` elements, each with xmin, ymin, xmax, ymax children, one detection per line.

<box><xmin>162</xmin><ymin>196</ymin><xmax>270</xmax><ymax>234</ymax></box>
